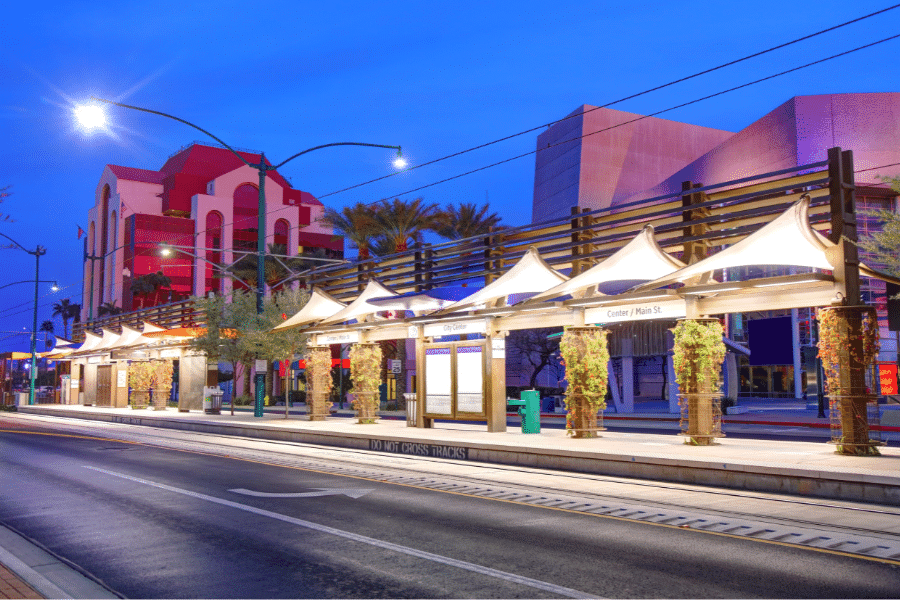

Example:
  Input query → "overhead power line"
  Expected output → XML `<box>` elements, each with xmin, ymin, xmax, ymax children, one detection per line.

<box><xmin>316</xmin><ymin>3</ymin><xmax>900</xmax><ymax>200</ymax></box>
<box><xmin>92</xmin><ymin>5</ymin><xmax>900</xmax><ymax>251</ymax></box>
<box><xmin>363</xmin><ymin>32</ymin><xmax>900</xmax><ymax>202</ymax></box>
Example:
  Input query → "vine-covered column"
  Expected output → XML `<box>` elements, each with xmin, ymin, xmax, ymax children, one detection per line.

<box><xmin>817</xmin><ymin>305</ymin><xmax>882</xmax><ymax>455</ymax></box>
<box><xmin>560</xmin><ymin>326</ymin><xmax>609</xmax><ymax>438</ymax></box>
<box><xmin>129</xmin><ymin>361</ymin><xmax>150</xmax><ymax>409</ymax></box>
<box><xmin>150</xmin><ymin>359</ymin><xmax>174</xmax><ymax>411</ymax></box>
<box><xmin>673</xmin><ymin>318</ymin><xmax>726</xmax><ymax>446</ymax></box>
<box><xmin>304</xmin><ymin>346</ymin><xmax>333</xmax><ymax>421</ymax></box>
<box><xmin>350</xmin><ymin>342</ymin><xmax>382</xmax><ymax>424</ymax></box>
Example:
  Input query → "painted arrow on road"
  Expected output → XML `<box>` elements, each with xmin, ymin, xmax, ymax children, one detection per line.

<box><xmin>229</xmin><ymin>488</ymin><xmax>373</xmax><ymax>499</ymax></box>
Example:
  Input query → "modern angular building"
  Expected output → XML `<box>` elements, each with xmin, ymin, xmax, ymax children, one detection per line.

<box><xmin>84</xmin><ymin>143</ymin><xmax>342</xmax><ymax>319</ymax></box>
<box><xmin>531</xmin><ymin>93</ymin><xmax>900</xmax><ymax>403</ymax></box>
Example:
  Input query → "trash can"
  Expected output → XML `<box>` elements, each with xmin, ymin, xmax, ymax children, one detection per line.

<box><xmin>403</xmin><ymin>393</ymin><xmax>417</xmax><ymax>426</ymax></box>
<box><xmin>203</xmin><ymin>386</ymin><xmax>223</xmax><ymax>415</ymax></box>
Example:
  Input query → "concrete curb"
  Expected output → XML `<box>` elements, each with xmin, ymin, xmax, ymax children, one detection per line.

<box><xmin>18</xmin><ymin>406</ymin><xmax>900</xmax><ymax>505</ymax></box>
<box><xmin>0</xmin><ymin>524</ymin><xmax>119</xmax><ymax>599</ymax></box>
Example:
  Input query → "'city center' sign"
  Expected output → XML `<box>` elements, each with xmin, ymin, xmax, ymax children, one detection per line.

<box><xmin>424</xmin><ymin>319</ymin><xmax>486</xmax><ymax>337</ymax></box>
<box><xmin>585</xmin><ymin>299</ymin><xmax>686</xmax><ymax>324</ymax></box>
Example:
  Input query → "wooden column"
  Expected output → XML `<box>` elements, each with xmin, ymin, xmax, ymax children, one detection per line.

<box><xmin>485</xmin><ymin>323</ymin><xmax>507</xmax><ymax>433</ymax></box>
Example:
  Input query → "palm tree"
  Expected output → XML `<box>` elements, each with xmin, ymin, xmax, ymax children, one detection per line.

<box><xmin>372</xmin><ymin>197</ymin><xmax>441</xmax><ymax>253</ymax></box>
<box><xmin>130</xmin><ymin>271</ymin><xmax>172</xmax><ymax>308</ymax></box>
<box><xmin>97</xmin><ymin>302</ymin><xmax>122</xmax><ymax>317</ymax></box>
<box><xmin>229</xmin><ymin>244</ymin><xmax>312</xmax><ymax>293</ymax></box>
<box><xmin>51</xmin><ymin>298</ymin><xmax>75</xmax><ymax>338</ymax></box>
<box><xmin>320</xmin><ymin>202</ymin><xmax>379</xmax><ymax>259</ymax></box>
<box><xmin>39</xmin><ymin>320</ymin><xmax>54</xmax><ymax>348</ymax></box>
<box><xmin>434</xmin><ymin>202</ymin><xmax>503</xmax><ymax>240</ymax></box>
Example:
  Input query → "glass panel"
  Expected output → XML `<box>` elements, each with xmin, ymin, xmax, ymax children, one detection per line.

<box><xmin>456</xmin><ymin>345</ymin><xmax>483</xmax><ymax>413</ymax></box>
<box><xmin>425</xmin><ymin>348</ymin><xmax>452</xmax><ymax>414</ymax></box>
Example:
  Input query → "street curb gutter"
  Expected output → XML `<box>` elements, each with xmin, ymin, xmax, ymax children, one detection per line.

<box><xmin>19</xmin><ymin>406</ymin><xmax>900</xmax><ymax>505</ymax></box>
<box><xmin>0</xmin><ymin>524</ymin><xmax>119</xmax><ymax>599</ymax></box>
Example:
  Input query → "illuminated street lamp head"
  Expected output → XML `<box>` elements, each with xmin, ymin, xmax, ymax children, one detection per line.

<box><xmin>74</xmin><ymin>104</ymin><xmax>107</xmax><ymax>130</ymax></box>
<box><xmin>50</xmin><ymin>282</ymin><xmax>59</xmax><ymax>292</ymax></box>
<box><xmin>160</xmin><ymin>245</ymin><xmax>172</xmax><ymax>257</ymax></box>
<box><xmin>393</xmin><ymin>149</ymin><xmax>407</xmax><ymax>169</ymax></box>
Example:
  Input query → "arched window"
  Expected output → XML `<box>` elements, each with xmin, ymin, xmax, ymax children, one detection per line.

<box><xmin>233</xmin><ymin>183</ymin><xmax>258</xmax><ymax>252</ymax></box>
<box><xmin>205</xmin><ymin>211</ymin><xmax>223</xmax><ymax>295</ymax></box>
<box><xmin>108</xmin><ymin>210</ymin><xmax>117</xmax><ymax>302</ymax></box>
<box><xmin>274</xmin><ymin>219</ymin><xmax>289</xmax><ymax>249</ymax></box>
<box><xmin>98</xmin><ymin>185</ymin><xmax>110</xmax><ymax>304</ymax></box>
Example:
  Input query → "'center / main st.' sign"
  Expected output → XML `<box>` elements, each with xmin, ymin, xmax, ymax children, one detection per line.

<box><xmin>584</xmin><ymin>298</ymin><xmax>686</xmax><ymax>324</ymax></box>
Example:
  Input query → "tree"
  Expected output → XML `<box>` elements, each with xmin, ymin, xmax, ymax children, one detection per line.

<box><xmin>97</xmin><ymin>302</ymin><xmax>121</xmax><ymax>317</ymax></box>
<box><xmin>39</xmin><ymin>320</ymin><xmax>54</xmax><ymax>349</ymax></box>
<box><xmin>320</xmin><ymin>202</ymin><xmax>379</xmax><ymax>259</ymax></box>
<box><xmin>229</xmin><ymin>244</ymin><xmax>312</xmax><ymax>293</ymax></box>
<box><xmin>189</xmin><ymin>291</ymin><xmax>257</xmax><ymax>415</ymax></box>
<box><xmin>240</xmin><ymin>288</ymin><xmax>311</xmax><ymax>416</ymax></box>
<box><xmin>434</xmin><ymin>202</ymin><xmax>502</xmax><ymax>240</ymax></box>
<box><xmin>52</xmin><ymin>298</ymin><xmax>77</xmax><ymax>339</ymax></box>
<box><xmin>373</xmin><ymin>198</ymin><xmax>441</xmax><ymax>253</ymax></box>
<box><xmin>190</xmin><ymin>289</ymin><xmax>311</xmax><ymax>416</ymax></box>
<box><xmin>130</xmin><ymin>271</ymin><xmax>172</xmax><ymax>308</ymax></box>
<box><xmin>507</xmin><ymin>327</ymin><xmax>563</xmax><ymax>389</ymax></box>
<box><xmin>860</xmin><ymin>175</ymin><xmax>900</xmax><ymax>277</ymax></box>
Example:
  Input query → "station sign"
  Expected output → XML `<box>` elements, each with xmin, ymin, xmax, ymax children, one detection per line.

<box><xmin>424</xmin><ymin>320</ymin><xmax>485</xmax><ymax>338</ymax></box>
<box><xmin>316</xmin><ymin>330</ymin><xmax>360</xmax><ymax>345</ymax></box>
<box><xmin>585</xmin><ymin>298</ymin><xmax>686</xmax><ymax>324</ymax></box>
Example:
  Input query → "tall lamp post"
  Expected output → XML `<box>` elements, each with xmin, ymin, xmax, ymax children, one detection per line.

<box><xmin>0</xmin><ymin>232</ymin><xmax>47</xmax><ymax>405</ymax></box>
<box><xmin>79</xmin><ymin>97</ymin><xmax>404</xmax><ymax>418</ymax></box>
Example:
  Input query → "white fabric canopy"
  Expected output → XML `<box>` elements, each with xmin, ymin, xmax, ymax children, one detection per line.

<box><xmin>527</xmin><ymin>225</ymin><xmax>685</xmax><ymax>302</ymax></box>
<box><xmin>367</xmin><ymin>294</ymin><xmax>456</xmax><ymax>315</ymax></box>
<box><xmin>107</xmin><ymin>322</ymin><xmax>165</xmax><ymax>350</ymax></box>
<box><xmin>319</xmin><ymin>279</ymin><xmax>398</xmax><ymax>325</ymax></box>
<box><xmin>637</xmin><ymin>197</ymin><xmax>834</xmax><ymax>290</ymax></box>
<box><xmin>440</xmin><ymin>246</ymin><xmax>568</xmax><ymax>313</ymax></box>
<box><xmin>94</xmin><ymin>328</ymin><xmax>122</xmax><ymax>351</ymax></box>
<box><xmin>74</xmin><ymin>331</ymin><xmax>102</xmax><ymax>353</ymax></box>
<box><xmin>273</xmin><ymin>287</ymin><xmax>347</xmax><ymax>330</ymax></box>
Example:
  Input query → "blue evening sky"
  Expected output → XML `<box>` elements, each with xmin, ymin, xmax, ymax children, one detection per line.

<box><xmin>1</xmin><ymin>0</ymin><xmax>898</xmax><ymax>350</ymax></box>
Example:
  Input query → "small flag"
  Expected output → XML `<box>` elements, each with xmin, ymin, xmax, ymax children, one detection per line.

<box><xmin>77</xmin><ymin>226</ymin><xmax>85</xmax><ymax>240</ymax></box>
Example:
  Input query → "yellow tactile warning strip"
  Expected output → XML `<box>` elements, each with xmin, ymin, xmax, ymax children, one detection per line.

<box><xmin>0</xmin><ymin>563</ymin><xmax>41</xmax><ymax>599</ymax></box>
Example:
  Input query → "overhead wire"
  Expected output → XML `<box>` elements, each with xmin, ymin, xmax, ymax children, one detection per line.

<box><xmin>125</xmin><ymin>4</ymin><xmax>900</xmax><ymax>245</ymax></box>
<box><xmin>315</xmin><ymin>3</ymin><xmax>900</xmax><ymax>200</ymax></box>
<box><xmin>4</xmin><ymin>9</ymin><xmax>900</xmax><ymax>332</ymax></box>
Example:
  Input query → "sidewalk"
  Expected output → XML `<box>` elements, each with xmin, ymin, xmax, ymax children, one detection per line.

<box><xmin>15</xmin><ymin>403</ymin><xmax>900</xmax><ymax>507</ymax></box>
<box><xmin>0</xmin><ymin>563</ymin><xmax>40</xmax><ymax>599</ymax></box>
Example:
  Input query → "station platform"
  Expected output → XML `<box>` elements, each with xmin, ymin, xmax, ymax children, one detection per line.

<box><xmin>14</xmin><ymin>403</ymin><xmax>900</xmax><ymax>507</ymax></box>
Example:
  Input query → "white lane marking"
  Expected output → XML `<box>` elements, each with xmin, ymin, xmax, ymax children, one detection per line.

<box><xmin>85</xmin><ymin>466</ymin><xmax>597</xmax><ymax>599</ymax></box>
<box><xmin>229</xmin><ymin>488</ymin><xmax>373</xmax><ymax>499</ymax></box>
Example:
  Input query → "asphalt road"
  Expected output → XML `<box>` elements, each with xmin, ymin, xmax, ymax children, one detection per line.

<box><xmin>1</xmin><ymin>416</ymin><xmax>899</xmax><ymax>598</ymax></box>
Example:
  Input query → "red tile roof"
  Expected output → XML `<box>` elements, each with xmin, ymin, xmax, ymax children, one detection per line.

<box><xmin>107</xmin><ymin>165</ymin><xmax>165</xmax><ymax>184</ymax></box>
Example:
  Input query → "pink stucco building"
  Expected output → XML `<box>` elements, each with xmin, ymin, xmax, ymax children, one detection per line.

<box><xmin>532</xmin><ymin>105</ymin><xmax>734</xmax><ymax>222</ymax></box>
<box><xmin>85</xmin><ymin>143</ymin><xmax>341</xmax><ymax>318</ymax></box>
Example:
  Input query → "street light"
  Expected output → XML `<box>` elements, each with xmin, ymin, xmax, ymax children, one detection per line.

<box><xmin>0</xmin><ymin>280</ymin><xmax>58</xmax><ymax>292</ymax></box>
<box><xmin>80</xmin><ymin>97</ymin><xmax>404</xmax><ymax>418</ymax></box>
<box><xmin>0</xmin><ymin>232</ymin><xmax>47</xmax><ymax>406</ymax></box>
